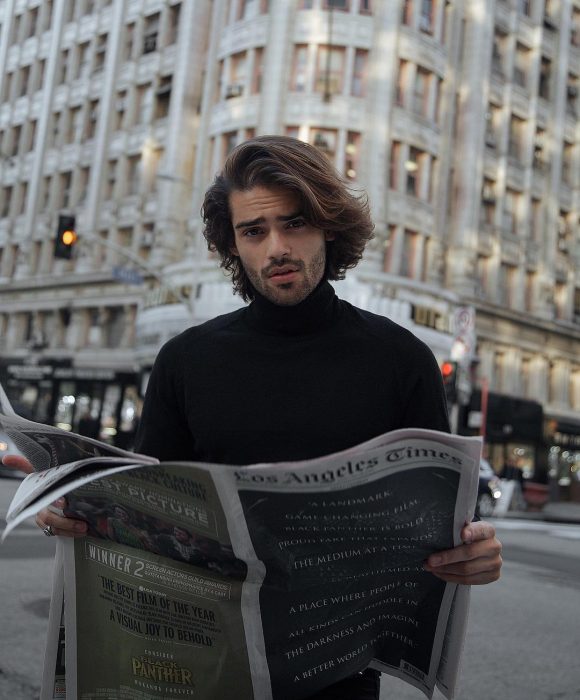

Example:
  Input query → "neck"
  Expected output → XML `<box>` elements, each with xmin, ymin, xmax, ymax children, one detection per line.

<box><xmin>245</xmin><ymin>280</ymin><xmax>339</xmax><ymax>335</ymax></box>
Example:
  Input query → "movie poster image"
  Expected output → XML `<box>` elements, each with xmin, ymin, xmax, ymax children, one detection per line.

<box><xmin>71</xmin><ymin>537</ymin><xmax>253</xmax><ymax>700</ymax></box>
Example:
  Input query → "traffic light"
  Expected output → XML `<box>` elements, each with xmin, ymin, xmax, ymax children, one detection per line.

<box><xmin>54</xmin><ymin>215</ymin><xmax>77</xmax><ymax>259</ymax></box>
<box><xmin>441</xmin><ymin>360</ymin><xmax>458</xmax><ymax>404</ymax></box>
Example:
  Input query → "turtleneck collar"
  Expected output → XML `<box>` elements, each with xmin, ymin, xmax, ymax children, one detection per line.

<box><xmin>244</xmin><ymin>280</ymin><xmax>340</xmax><ymax>335</ymax></box>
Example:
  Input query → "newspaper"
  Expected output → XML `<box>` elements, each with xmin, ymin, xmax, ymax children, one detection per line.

<box><xmin>1</xmin><ymin>393</ymin><xmax>481</xmax><ymax>700</ymax></box>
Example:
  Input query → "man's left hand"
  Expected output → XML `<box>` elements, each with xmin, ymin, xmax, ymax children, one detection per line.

<box><xmin>424</xmin><ymin>521</ymin><xmax>502</xmax><ymax>585</ymax></box>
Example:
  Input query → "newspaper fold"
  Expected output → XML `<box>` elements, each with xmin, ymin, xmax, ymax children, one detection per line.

<box><xmin>1</xmin><ymin>396</ymin><xmax>481</xmax><ymax>700</ymax></box>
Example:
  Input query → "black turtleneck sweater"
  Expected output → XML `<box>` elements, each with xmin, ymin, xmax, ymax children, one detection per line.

<box><xmin>135</xmin><ymin>281</ymin><xmax>449</xmax><ymax>699</ymax></box>
<box><xmin>136</xmin><ymin>280</ymin><xmax>449</xmax><ymax>465</ymax></box>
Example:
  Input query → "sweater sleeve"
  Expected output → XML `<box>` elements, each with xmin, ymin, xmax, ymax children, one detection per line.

<box><xmin>134</xmin><ymin>342</ymin><xmax>196</xmax><ymax>461</ymax></box>
<box><xmin>398</xmin><ymin>337</ymin><xmax>451</xmax><ymax>434</ymax></box>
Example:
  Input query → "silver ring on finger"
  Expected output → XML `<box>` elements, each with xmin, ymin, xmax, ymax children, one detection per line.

<box><xmin>42</xmin><ymin>524</ymin><xmax>55</xmax><ymax>537</ymax></box>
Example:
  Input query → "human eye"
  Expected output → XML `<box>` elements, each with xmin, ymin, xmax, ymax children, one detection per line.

<box><xmin>286</xmin><ymin>218</ymin><xmax>306</xmax><ymax>229</ymax></box>
<box><xmin>242</xmin><ymin>227</ymin><xmax>263</xmax><ymax>238</ymax></box>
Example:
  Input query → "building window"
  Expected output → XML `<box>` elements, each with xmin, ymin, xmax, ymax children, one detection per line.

<box><xmin>481</xmin><ymin>179</ymin><xmax>496</xmax><ymax>224</ymax></box>
<box><xmin>86</xmin><ymin>100</ymin><xmax>99</xmax><ymax>139</ymax></box>
<box><xmin>513</xmin><ymin>43</ymin><xmax>530</xmax><ymax>89</ymax></box>
<box><xmin>18</xmin><ymin>66</ymin><xmax>30</xmax><ymax>98</ymax></box>
<box><xmin>503</xmin><ymin>189</ymin><xmax>520</xmax><ymax>234</ymax></box>
<box><xmin>405</xmin><ymin>147</ymin><xmax>421</xmax><ymax>197</ymax></box>
<box><xmin>1</xmin><ymin>186</ymin><xmax>13</xmax><ymax>218</ymax></box>
<box><xmin>322</xmin><ymin>0</ymin><xmax>349</xmax><ymax>10</ymax></box>
<box><xmin>76</xmin><ymin>41</ymin><xmax>91</xmax><ymax>81</ymax></box>
<box><xmin>77</xmin><ymin>167</ymin><xmax>90</xmax><ymax>206</ymax></box>
<box><xmin>124</xmin><ymin>23</ymin><xmax>135</xmax><ymax>61</ymax></box>
<box><xmin>566</xmin><ymin>76</ymin><xmax>578</xmax><ymax>117</ymax></box>
<box><xmin>574</xmin><ymin>288</ymin><xmax>580</xmax><ymax>324</ymax></box>
<box><xmin>291</xmin><ymin>45</ymin><xmax>308</xmax><ymax>92</ymax></box>
<box><xmin>498</xmin><ymin>263</ymin><xmax>515</xmax><ymax>306</ymax></box>
<box><xmin>227</xmin><ymin>51</ymin><xmax>247</xmax><ymax>98</ymax></box>
<box><xmin>572</xmin><ymin>8</ymin><xmax>580</xmax><ymax>47</ymax></box>
<box><xmin>66</xmin><ymin>106</ymin><xmax>83</xmax><ymax>144</ymax></box>
<box><xmin>383</xmin><ymin>225</ymin><xmax>396</xmax><ymax>273</ymax></box>
<box><xmin>252</xmin><ymin>47</ymin><xmax>264</xmax><ymax>94</ymax></box>
<box><xmin>222</xmin><ymin>131</ymin><xmax>238</xmax><ymax>162</ymax></box>
<box><xmin>344</xmin><ymin>132</ymin><xmax>360</xmax><ymax>180</ymax></box>
<box><xmin>508</xmin><ymin>114</ymin><xmax>525</xmax><ymax>161</ymax></box>
<box><xmin>492</xmin><ymin>31</ymin><xmax>507</xmax><ymax>77</ymax></box>
<box><xmin>396</xmin><ymin>59</ymin><xmax>408</xmax><ymax>106</ymax></box>
<box><xmin>359</xmin><ymin>0</ymin><xmax>372</xmax><ymax>14</ymax></box>
<box><xmin>59</xmin><ymin>172</ymin><xmax>72</xmax><ymax>209</ymax></box>
<box><xmin>518</xmin><ymin>0</ymin><xmax>531</xmax><ymax>17</ymax></box>
<box><xmin>555</xmin><ymin>283</ymin><xmax>567</xmax><ymax>320</ymax></box>
<box><xmin>419</xmin><ymin>0</ymin><xmax>433</xmax><ymax>33</ymax></box>
<box><xmin>126</xmin><ymin>156</ymin><xmax>141</xmax><ymax>196</ymax></box>
<box><xmin>155</xmin><ymin>77</ymin><xmax>172</xmax><ymax>119</ymax></box>
<box><xmin>413</xmin><ymin>66</ymin><xmax>430</xmax><ymax>117</ymax></box>
<box><xmin>168</xmin><ymin>3</ymin><xmax>181</xmax><ymax>44</ymax></box>
<box><xmin>311</xmin><ymin>129</ymin><xmax>338</xmax><ymax>162</ymax></box>
<box><xmin>16</xmin><ymin>181</ymin><xmax>28</xmax><ymax>215</ymax></box>
<box><xmin>389</xmin><ymin>141</ymin><xmax>400</xmax><ymax>190</ymax></box>
<box><xmin>562</xmin><ymin>142</ymin><xmax>574</xmax><ymax>186</ymax></box>
<box><xmin>114</xmin><ymin>91</ymin><xmax>127</xmax><ymax>130</ymax></box>
<box><xmin>315</xmin><ymin>46</ymin><xmax>345</xmax><ymax>98</ymax></box>
<box><xmin>401</xmin><ymin>229</ymin><xmax>418</xmax><ymax>278</ymax></box>
<box><xmin>401</xmin><ymin>0</ymin><xmax>413</xmax><ymax>26</ymax></box>
<box><xmin>58</xmin><ymin>49</ymin><xmax>69</xmax><ymax>85</ymax></box>
<box><xmin>136</xmin><ymin>84</ymin><xmax>153</xmax><ymax>124</ymax></box>
<box><xmin>531</xmin><ymin>198</ymin><xmax>543</xmax><ymax>242</ymax></box>
<box><xmin>143</xmin><ymin>13</ymin><xmax>160</xmax><ymax>54</ymax></box>
<box><xmin>104</xmin><ymin>160</ymin><xmax>117</xmax><ymax>200</ymax></box>
<box><xmin>539</xmin><ymin>56</ymin><xmax>551</xmax><ymax>99</ymax></box>
<box><xmin>94</xmin><ymin>34</ymin><xmax>108</xmax><ymax>73</ymax></box>
<box><xmin>351</xmin><ymin>49</ymin><xmax>368</xmax><ymax>97</ymax></box>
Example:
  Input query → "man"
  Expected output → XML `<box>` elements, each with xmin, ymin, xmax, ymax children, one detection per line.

<box><xmin>6</xmin><ymin>136</ymin><xmax>501</xmax><ymax>699</ymax></box>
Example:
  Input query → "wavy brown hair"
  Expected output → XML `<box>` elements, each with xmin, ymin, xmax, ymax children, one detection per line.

<box><xmin>201</xmin><ymin>135</ymin><xmax>374</xmax><ymax>302</ymax></box>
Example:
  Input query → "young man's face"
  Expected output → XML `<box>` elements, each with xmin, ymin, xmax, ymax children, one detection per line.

<box><xmin>229</xmin><ymin>186</ymin><xmax>334</xmax><ymax>306</ymax></box>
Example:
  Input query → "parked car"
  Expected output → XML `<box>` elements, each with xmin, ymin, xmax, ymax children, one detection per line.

<box><xmin>477</xmin><ymin>459</ymin><xmax>502</xmax><ymax>517</ymax></box>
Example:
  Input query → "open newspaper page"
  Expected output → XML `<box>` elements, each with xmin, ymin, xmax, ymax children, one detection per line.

<box><xmin>4</xmin><ymin>417</ymin><xmax>481</xmax><ymax>700</ymax></box>
<box><xmin>41</xmin><ymin>539</ymin><xmax>67</xmax><ymax>700</ymax></box>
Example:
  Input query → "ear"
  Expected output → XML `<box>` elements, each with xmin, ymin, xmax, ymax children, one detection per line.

<box><xmin>325</xmin><ymin>231</ymin><xmax>335</xmax><ymax>242</ymax></box>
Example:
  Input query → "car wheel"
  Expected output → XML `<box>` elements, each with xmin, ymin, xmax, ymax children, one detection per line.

<box><xmin>476</xmin><ymin>493</ymin><xmax>495</xmax><ymax>518</ymax></box>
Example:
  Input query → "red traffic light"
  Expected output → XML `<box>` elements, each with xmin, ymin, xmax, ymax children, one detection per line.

<box><xmin>441</xmin><ymin>361</ymin><xmax>456</xmax><ymax>378</ymax></box>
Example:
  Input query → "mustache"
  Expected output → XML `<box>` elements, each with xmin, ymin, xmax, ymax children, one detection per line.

<box><xmin>262</xmin><ymin>259</ymin><xmax>304</xmax><ymax>278</ymax></box>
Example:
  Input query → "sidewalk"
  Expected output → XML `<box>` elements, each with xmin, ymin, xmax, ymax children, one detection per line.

<box><xmin>502</xmin><ymin>501</ymin><xmax>580</xmax><ymax>524</ymax></box>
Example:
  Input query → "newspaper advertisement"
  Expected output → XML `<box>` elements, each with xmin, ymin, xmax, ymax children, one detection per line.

<box><xmin>1</xmin><ymin>399</ymin><xmax>481</xmax><ymax>700</ymax></box>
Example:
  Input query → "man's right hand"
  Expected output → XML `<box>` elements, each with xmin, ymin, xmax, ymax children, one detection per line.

<box><xmin>1</xmin><ymin>455</ymin><xmax>88</xmax><ymax>538</ymax></box>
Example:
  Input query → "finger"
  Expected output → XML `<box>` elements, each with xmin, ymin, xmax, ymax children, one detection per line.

<box><xmin>426</xmin><ymin>536</ymin><xmax>502</xmax><ymax>569</ymax></box>
<box><xmin>461</xmin><ymin>520</ymin><xmax>496</xmax><ymax>544</ymax></box>
<box><xmin>428</xmin><ymin>554</ymin><xmax>503</xmax><ymax>585</ymax></box>
<box><xmin>1</xmin><ymin>454</ymin><xmax>34</xmax><ymax>474</ymax></box>
<box><xmin>36</xmin><ymin>508</ymin><xmax>88</xmax><ymax>538</ymax></box>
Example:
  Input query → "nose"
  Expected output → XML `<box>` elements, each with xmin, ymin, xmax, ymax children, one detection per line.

<box><xmin>266</xmin><ymin>227</ymin><xmax>291</xmax><ymax>260</ymax></box>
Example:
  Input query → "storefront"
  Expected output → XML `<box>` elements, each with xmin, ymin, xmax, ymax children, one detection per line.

<box><xmin>0</xmin><ymin>359</ymin><xmax>140</xmax><ymax>449</ymax></box>
<box><xmin>460</xmin><ymin>390</ymin><xmax>545</xmax><ymax>481</ymax></box>
<box><xmin>545</xmin><ymin>417</ymin><xmax>580</xmax><ymax>502</ymax></box>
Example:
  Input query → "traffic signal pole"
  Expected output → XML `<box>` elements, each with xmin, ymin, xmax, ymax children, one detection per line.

<box><xmin>71</xmin><ymin>230</ymin><xmax>193</xmax><ymax>313</ymax></box>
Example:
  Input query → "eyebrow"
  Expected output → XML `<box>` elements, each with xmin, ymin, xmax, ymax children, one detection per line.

<box><xmin>234</xmin><ymin>210</ymin><xmax>304</xmax><ymax>230</ymax></box>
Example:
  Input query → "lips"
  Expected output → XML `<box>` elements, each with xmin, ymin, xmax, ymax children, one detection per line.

<box><xmin>267</xmin><ymin>265</ymin><xmax>299</xmax><ymax>279</ymax></box>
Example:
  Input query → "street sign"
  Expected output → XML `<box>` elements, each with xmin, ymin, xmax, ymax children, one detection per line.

<box><xmin>112</xmin><ymin>266</ymin><xmax>144</xmax><ymax>285</ymax></box>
